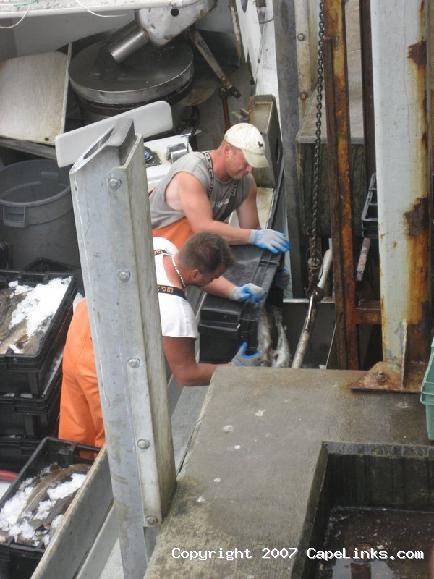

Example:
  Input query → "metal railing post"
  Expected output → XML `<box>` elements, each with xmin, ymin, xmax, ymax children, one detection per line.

<box><xmin>70</xmin><ymin>120</ymin><xmax>176</xmax><ymax>578</ymax></box>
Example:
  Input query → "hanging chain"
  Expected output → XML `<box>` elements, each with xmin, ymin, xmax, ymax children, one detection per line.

<box><xmin>307</xmin><ymin>0</ymin><xmax>326</xmax><ymax>296</ymax></box>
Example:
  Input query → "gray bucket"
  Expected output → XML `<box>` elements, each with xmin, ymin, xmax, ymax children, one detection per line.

<box><xmin>0</xmin><ymin>160</ymin><xmax>80</xmax><ymax>269</ymax></box>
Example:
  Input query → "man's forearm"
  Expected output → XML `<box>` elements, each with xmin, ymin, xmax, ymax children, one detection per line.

<box><xmin>174</xmin><ymin>361</ymin><xmax>218</xmax><ymax>386</ymax></box>
<box><xmin>204</xmin><ymin>275</ymin><xmax>235</xmax><ymax>298</ymax></box>
<box><xmin>191</xmin><ymin>219</ymin><xmax>252</xmax><ymax>245</ymax></box>
<box><xmin>164</xmin><ymin>336</ymin><xmax>218</xmax><ymax>386</ymax></box>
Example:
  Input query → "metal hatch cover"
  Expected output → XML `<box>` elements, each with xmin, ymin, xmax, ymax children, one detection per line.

<box><xmin>69</xmin><ymin>37</ymin><xmax>194</xmax><ymax>106</ymax></box>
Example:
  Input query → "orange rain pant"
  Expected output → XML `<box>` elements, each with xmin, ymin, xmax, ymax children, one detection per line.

<box><xmin>152</xmin><ymin>216</ymin><xmax>193</xmax><ymax>249</ymax></box>
<box><xmin>58</xmin><ymin>300</ymin><xmax>105</xmax><ymax>448</ymax></box>
<box><xmin>59</xmin><ymin>217</ymin><xmax>192</xmax><ymax>447</ymax></box>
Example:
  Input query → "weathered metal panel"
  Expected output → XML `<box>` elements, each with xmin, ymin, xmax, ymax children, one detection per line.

<box><xmin>294</xmin><ymin>0</ymin><xmax>314</xmax><ymax>116</ymax></box>
<box><xmin>0</xmin><ymin>51</ymin><xmax>68</xmax><ymax>145</ymax></box>
<box><xmin>273</xmin><ymin>0</ymin><xmax>304</xmax><ymax>296</ymax></box>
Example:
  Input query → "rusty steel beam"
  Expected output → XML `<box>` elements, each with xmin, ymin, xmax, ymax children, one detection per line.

<box><xmin>352</xmin><ymin>360</ymin><xmax>426</xmax><ymax>393</ymax></box>
<box><xmin>323</xmin><ymin>0</ymin><xmax>359</xmax><ymax>369</ymax></box>
<box><xmin>354</xmin><ymin>302</ymin><xmax>380</xmax><ymax>325</ymax></box>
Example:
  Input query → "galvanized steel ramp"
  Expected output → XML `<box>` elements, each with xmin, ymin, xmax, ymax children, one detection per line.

<box><xmin>146</xmin><ymin>367</ymin><xmax>429</xmax><ymax>579</ymax></box>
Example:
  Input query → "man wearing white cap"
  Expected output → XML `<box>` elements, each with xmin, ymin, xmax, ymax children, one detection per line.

<box><xmin>150</xmin><ymin>122</ymin><xmax>290</xmax><ymax>255</ymax></box>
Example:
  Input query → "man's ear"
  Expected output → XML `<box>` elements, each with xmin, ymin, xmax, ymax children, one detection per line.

<box><xmin>191</xmin><ymin>268</ymin><xmax>202</xmax><ymax>282</ymax></box>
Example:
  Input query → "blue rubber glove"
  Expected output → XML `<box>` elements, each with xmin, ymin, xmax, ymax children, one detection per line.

<box><xmin>249</xmin><ymin>229</ymin><xmax>290</xmax><ymax>254</ymax></box>
<box><xmin>229</xmin><ymin>283</ymin><xmax>266</xmax><ymax>305</ymax></box>
<box><xmin>230</xmin><ymin>342</ymin><xmax>262</xmax><ymax>367</ymax></box>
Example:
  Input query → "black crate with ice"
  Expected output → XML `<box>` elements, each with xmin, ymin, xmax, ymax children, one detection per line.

<box><xmin>23</xmin><ymin>258</ymin><xmax>73</xmax><ymax>273</ymax></box>
<box><xmin>0</xmin><ymin>437</ymin><xmax>99</xmax><ymax>579</ymax></box>
<box><xmin>0</xmin><ymin>357</ymin><xmax>61</xmax><ymax>438</ymax></box>
<box><xmin>0</xmin><ymin>271</ymin><xmax>76</xmax><ymax>396</ymax></box>
<box><xmin>24</xmin><ymin>258</ymin><xmax>84</xmax><ymax>296</ymax></box>
<box><xmin>0</xmin><ymin>437</ymin><xmax>38</xmax><ymax>473</ymax></box>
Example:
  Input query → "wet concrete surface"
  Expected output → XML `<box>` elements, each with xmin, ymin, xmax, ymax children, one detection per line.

<box><xmin>145</xmin><ymin>368</ymin><xmax>431</xmax><ymax>578</ymax></box>
<box><xmin>318</xmin><ymin>507</ymin><xmax>433</xmax><ymax>578</ymax></box>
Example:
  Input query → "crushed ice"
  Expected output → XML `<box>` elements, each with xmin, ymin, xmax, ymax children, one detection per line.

<box><xmin>0</xmin><ymin>477</ymin><xmax>35</xmax><ymax>529</ymax></box>
<box><xmin>47</xmin><ymin>473</ymin><xmax>86</xmax><ymax>500</ymax></box>
<box><xmin>0</xmin><ymin>467</ymin><xmax>86</xmax><ymax>548</ymax></box>
<box><xmin>7</xmin><ymin>277</ymin><xmax>71</xmax><ymax>349</ymax></box>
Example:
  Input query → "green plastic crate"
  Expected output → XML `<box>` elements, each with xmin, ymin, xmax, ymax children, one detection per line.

<box><xmin>423</xmin><ymin>347</ymin><xmax>434</xmax><ymax>384</ymax></box>
<box><xmin>422</xmin><ymin>380</ymin><xmax>434</xmax><ymax>395</ymax></box>
<box><xmin>420</xmin><ymin>340</ymin><xmax>434</xmax><ymax>440</ymax></box>
<box><xmin>420</xmin><ymin>391</ymin><xmax>434</xmax><ymax>440</ymax></box>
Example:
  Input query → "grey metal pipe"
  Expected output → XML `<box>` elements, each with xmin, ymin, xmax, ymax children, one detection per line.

<box><xmin>292</xmin><ymin>249</ymin><xmax>333</xmax><ymax>368</ymax></box>
<box><xmin>107</xmin><ymin>20</ymin><xmax>149</xmax><ymax>63</ymax></box>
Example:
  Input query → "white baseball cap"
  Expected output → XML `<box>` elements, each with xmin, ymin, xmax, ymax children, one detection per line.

<box><xmin>224</xmin><ymin>123</ymin><xmax>269</xmax><ymax>169</ymax></box>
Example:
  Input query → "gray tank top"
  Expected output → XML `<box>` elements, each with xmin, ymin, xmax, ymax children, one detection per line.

<box><xmin>150</xmin><ymin>151</ymin><xmax>251</xmax><ymax>228</ymax></box>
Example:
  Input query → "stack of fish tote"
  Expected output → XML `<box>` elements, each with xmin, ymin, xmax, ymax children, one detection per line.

<box><xmin>0</xmin><ymin>270</ymin><xmax>76</xmax><ymax>470</ymax></box>
<box><xmin>0</xmin><ymin>437</ymin><xmax>98</xmax><ymax>578</ymax></box>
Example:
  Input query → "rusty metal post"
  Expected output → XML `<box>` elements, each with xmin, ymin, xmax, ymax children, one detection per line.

<box><xmin>372</xmin><ymin>0</ymin><xmax>431</xmax><ymax>371</ymax></box>
<box><xmin>323</xmin><ymin>0</ymin><xmax>359</xmax><ymax>369</ymax></box>
<box><xmin>354</xmin><ymin>0</ymin><xmax>432</xmax><ymax>391</ymax></box>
